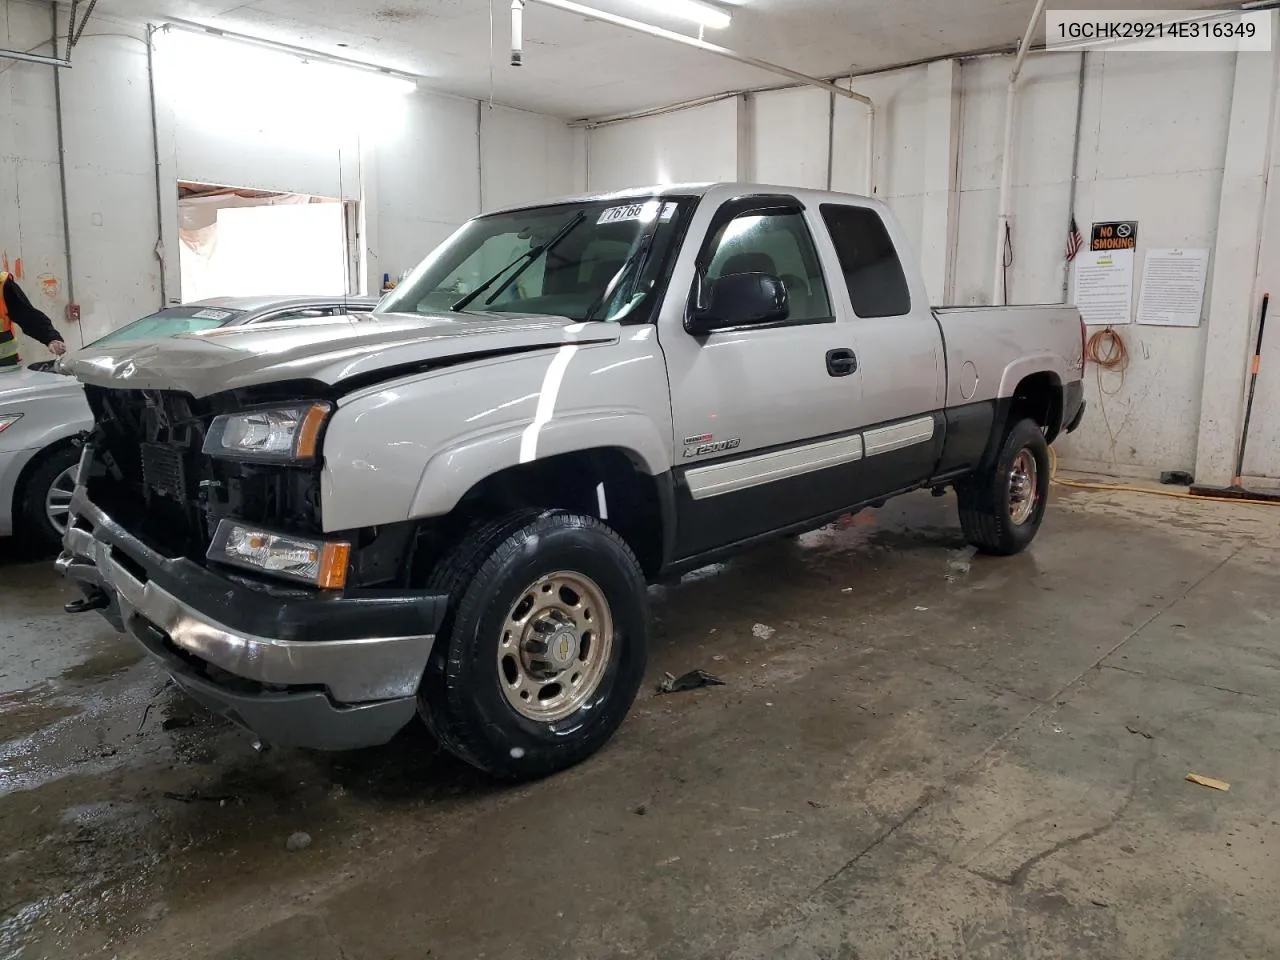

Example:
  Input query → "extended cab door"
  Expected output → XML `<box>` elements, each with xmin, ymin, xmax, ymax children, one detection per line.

<box><xmin>658</xmin><ymin>193</ymin><xmax>869</xmax><ymax>559</ymax></box>
<box><xmin>815</xmin><ymin>202</ymin><xmax>946</xmax><ymax>489</ymax></box>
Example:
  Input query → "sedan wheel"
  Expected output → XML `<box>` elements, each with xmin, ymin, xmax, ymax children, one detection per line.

<box><xmin>45</xmin><ymin>464</ymin><xmax>78</xmax><ymax>536</ymax></box>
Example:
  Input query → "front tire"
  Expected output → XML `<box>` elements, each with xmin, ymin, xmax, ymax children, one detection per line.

<box><xmin>957</xmin><ymin>418</ymin><xmax>1050</xmax><ymax>556</ymax></box>
<box><xmin>419</xmin><ymin>510</ymin><xmax>649</xmax><ymax>780</ymax></box>
<box><xmin>18</xmin><ymin>446</ymin><xmax>80</xmax><ymax>554</ymax></box>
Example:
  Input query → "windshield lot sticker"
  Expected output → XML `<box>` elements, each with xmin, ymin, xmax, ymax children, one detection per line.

<box><xmin>598</xmin><ymin>201</ymin><xmax>662</xmax><ymax>225</ymax></box>
<box><xmin>191</xmin><ymin>309</ymin><xmax>233</xmax><ymax>320</ymax></box>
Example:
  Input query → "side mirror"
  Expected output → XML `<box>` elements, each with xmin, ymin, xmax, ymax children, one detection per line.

<box><xmin>687</xmin><ymin>272</ymin><xmax>789</xmax><ymax>335</ymax></box>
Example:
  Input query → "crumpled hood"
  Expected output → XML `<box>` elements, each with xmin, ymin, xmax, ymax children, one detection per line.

<box><xmin>62</xmin><ymin>311</ymin><xmax>619</xmax><ymax>397</ymax></box>
<box><xmin>0</xmin><ymin>367</ymin><xmax>80</xmax><ymax>408</ymax></box>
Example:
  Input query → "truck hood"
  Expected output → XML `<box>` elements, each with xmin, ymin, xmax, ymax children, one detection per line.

<box><xmin>62</xmin><ymin>311</ymin><xmax>619</xmax><ymax>397</ymax></box>
<box><xmin>0</xmin><ymin>367</ymin><xmax>81</xmax><ymax>409</ymax></box>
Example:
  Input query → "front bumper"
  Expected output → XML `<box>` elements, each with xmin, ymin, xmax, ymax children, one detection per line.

<box><xmin>57</xmin><ymin>489</ymin><xmax>445</xmax><ymax>750</ymax></box>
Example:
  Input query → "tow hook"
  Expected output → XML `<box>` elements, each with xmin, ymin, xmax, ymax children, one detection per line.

<box><xmin>64</xmin><ymin>590</ymin><xmax>112</xmax><ymax>614</ymax></box>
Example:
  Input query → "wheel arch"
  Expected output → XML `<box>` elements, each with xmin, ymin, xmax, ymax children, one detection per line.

<box><xmin>409</xmin><ymin>446</ymin><xmax>673</xmax><ymax>582</ymax></box>
<box><xmin>9</xmin><ymin>438</ymin><xmax>80</xmax><ymax>539</ymax></box>
<box><xmin>11</xmin><ymin>437</ymin><xmax>79</xmax><ymax>515</ymax></box>
<box><xmin>973</xmin><ymin>370</ymin><xmax>1065</xmax><ymax>474</ymax></box>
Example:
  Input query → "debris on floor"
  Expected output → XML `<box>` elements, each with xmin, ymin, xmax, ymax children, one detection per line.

<box><xmin>914</xmin><ymin>606</ymin><xmax>929</xmax><ymax>612</ymax></box>
<box><xmin>1186</xmin><ymin>773</ymin><xmax>1230</xmax><ymax>792</ymax></box>
<box><xmin>1125</xmin><ymin>724</ymin><xmax>1154</xmax><ymax>739</ymax></box>
<box><xmin>163</xmin><ymin>790</ymin><xmax>240</xmax><ymax>805</ymax></box>
<box><xmin>286</xmin><ymin>831</ymin><xmax>313</xmax><ymax>852</ymax></box>
<box><xmin>946</xmin><ymin>546</ymin><xmax>977</xmax><ymax>580</ymax></box>
<box><xmin>1160</xmin><ymin>470</ymin><xmax>1195</xmax><ymax>486</ymax></box>
<box><xmin>751</xmin><ymin>623</ymin><xmax>775</xmax><ymax>639</ymax></box>
<box><xmin>657</xmin><ymin>669</ymin><xmax>726</xmax><ymax>694</ymax></box>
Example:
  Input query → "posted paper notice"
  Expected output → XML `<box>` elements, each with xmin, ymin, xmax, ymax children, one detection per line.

<box><xmin>1137</xmin><ymin>248</ymin><xmax>1210</xmax><ymax>327</ymax></box>
<box><xmin>1075</xmin><ymin>248</ymin><xmax>1135</xmax><ymax>325</ymax></box>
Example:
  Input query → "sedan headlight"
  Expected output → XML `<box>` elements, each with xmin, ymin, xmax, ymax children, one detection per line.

<box><xmin>0</xmin><ymin>413</ymin><xmax>23</xmax><ymax>435</ymax></box>
<box><xmin>203</xmin><ymin>402</ymin><xmax>330</xmax><ymax>463</ymax></box>
<box><xmin>207</xmin><ymin>520</ymin><xmax>350</xmax><ymax>589</ymax></box>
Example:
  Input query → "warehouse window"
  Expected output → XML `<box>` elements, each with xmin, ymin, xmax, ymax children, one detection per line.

<box><xmin>819</xmin><ymin>205</ymin><xmax>911</xmax><ymax>318</ymax></box>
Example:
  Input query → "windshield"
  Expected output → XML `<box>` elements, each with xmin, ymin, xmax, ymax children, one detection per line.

<box><xmin>86</xmin><ymin>305</ymin><xmax>246</xmax><ymax>348</ymax></box>
<box><xmin>379</xmin><ymin>197</ymin><xmax>694</xmax><ymax>323</ymax></box>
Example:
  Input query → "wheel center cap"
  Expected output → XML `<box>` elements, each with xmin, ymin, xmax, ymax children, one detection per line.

<box><xmin>543</xmin><ymin>626</ymin><xmax>579</xmax><ymax>671</ymax></box>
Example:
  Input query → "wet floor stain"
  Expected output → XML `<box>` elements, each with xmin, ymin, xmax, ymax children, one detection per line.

<box><xmin>1</xmin><ymin>487</ymin><xmax>1278</xmax><ymax>959</ymax></box>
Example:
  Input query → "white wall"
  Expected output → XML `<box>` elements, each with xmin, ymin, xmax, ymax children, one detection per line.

<box><xmin>586</xmin><ymin>99</ymin><xmax>738</xmax><ymax>191</ymax></box>
<box><xmin>148</xmin><ymin>26</ymin><xmax>581</xmax><ymax>297</ymax></box>
<box><xmin>957</xmin><ymin>51</ymin><xmax>1236</xmax><ymax>477</ymax></box>
<box><xmin>1244</xmin><ymin>110</ymin><xmax>1280</xmax><ymax>482</ymax></box>
<box><xmin>1</xmin><ymin>4</ymin><xmax>157</xmax><ymax>352</ymax></box>
<box><xmin>582</xmin><ymin>41</ymin><xmax>1280</xmax><ymax>484</ymax></box>
<box><xmin>1</xmin><ymin>1</ymin><xmax>580</xmax><ymax>357</ymax></box>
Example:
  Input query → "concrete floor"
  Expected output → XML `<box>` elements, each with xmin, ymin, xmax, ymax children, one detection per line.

<box><xmin>1</xmin><ymin>483</ymin><xmax>1278</xmax><ymax>960</ymax></box>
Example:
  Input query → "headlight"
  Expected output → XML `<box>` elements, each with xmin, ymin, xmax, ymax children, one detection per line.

<box><xmin>0</xmin><ymin>413</ymin><xmax>23</xmax><ymax>435</ymax></box>
<box><xmin>202</xmin><ymin>402</ymin><xmax>330</xmax><ymax>463</ymax></box>
<box><xmin>207</xmin><ymin>520</ymin><xmax>350</xmax><ymax>589</ymax></box>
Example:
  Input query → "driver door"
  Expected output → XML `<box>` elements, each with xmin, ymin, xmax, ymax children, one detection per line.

<box><xmin>658</xmin><ymin>194</ymin><xmax>867</xmax><ymax>559</ymax></box>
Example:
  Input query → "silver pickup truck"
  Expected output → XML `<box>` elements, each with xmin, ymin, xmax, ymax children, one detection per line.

<box><xmin>58</xmin><ymin>183</ymin><xmax>1085</xmax><ymax>779</ymax></box>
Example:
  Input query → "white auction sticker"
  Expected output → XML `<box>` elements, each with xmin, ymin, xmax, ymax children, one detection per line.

<box><xmin>1046</xmin><ymin>10</ymin><xmax>1272</xmax><ymax>52</ymax></box>
<box><xmin>597</xmin><ymin>200</ymin><xmax>662</xmax><ymax>225</ymax></box>
<box><xmin>191</xmin><ymin>309</ymin><xmax>233</xmax><ymax>320</ymax></box>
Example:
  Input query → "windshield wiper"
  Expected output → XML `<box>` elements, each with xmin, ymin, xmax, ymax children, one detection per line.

<box><xmin>451</xmin><ymin>210</ymin><xmax>586</xmax><ymax>313</ymax></box>
<box><xmin>582</xmin><ymin>230</ymin><xmax>656</xmax><ymax>323</ymax></box>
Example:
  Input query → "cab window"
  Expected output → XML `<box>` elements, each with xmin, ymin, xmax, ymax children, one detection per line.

<box><xmin>703</xmin><ymin>211</ymin><xmax>831</xmax><ymax>323</ymax></box>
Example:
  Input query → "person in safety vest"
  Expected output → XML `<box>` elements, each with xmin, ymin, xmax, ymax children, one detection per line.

<box><xmin>0</xmin><ymin>271</ymin><xmax>67</xmax><ymax>372</ymax></box>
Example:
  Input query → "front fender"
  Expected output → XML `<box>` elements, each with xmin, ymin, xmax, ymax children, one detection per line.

<box><xmin>407</xmin><ymin>411</ymin><xmax>669</xmax><ymax>519</ymax></box>
<box><xmin>320</xmin><ymin>331</ymin><xmax>673</xmax><ymax>531</ymax></box>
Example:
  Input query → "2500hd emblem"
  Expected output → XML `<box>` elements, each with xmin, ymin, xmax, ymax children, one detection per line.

<box><xmin>682</xmin><ymin>434</ymin><xmax>742</xmax><ymax>458</ymax></box>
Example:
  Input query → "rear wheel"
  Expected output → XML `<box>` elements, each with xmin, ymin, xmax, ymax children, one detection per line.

<box><xmin>18</xmin><ymin>446</ymin><xmax>80</xmax><ymax>554</ymax></box>
<box><xmin>957</xmin><ymin>418</ymin><xmax>1050</xmax><ymax>556</ymax></box>
<box><xmin>419</xmin><ymin>509</ymin><xmax>649</xmax><ymax>780</ymax></box>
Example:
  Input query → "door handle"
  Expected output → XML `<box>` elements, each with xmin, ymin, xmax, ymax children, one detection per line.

<box><xmin>826</xmin><ymin>348</ymin><xmax>858</xmax><ymax>377</ymax></box>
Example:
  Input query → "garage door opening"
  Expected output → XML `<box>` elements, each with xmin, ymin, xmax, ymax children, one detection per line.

<box><xmin>177</xmin><ymin>182</ymin><xmax>355</xmax><ymax>302</ymax></box>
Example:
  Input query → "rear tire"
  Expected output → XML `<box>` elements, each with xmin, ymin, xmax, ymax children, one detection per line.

<box><xmin>419</xmin><ymin>509</ymin><xmax>649</xmax><ymax>780</ymax></box>
<box><xmin>957</xmin><ymin>418</ymin><xmax>1049</xmax><ymax>556</ymax></box>
<box><xmin>18</xmin><ymin>445</ymin><xmax>80</xmax><ymax>555</ymax></box>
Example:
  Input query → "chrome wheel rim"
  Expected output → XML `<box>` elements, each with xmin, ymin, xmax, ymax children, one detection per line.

<box><xmin>1008</xmin><ymin>449</ymin><xmax>1038</xmax><ymax>526</ymax></box>
<box><xmin>497</xmin><ymin>570</ymin><xmax>614</xmax><ymax>722</ymax></box>
<box><xmin>45</xmin><ymin>465</ymin><xmax>77</xmax><ymax>536</ymax></box>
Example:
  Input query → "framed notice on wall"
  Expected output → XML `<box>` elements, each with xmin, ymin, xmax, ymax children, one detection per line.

<box><xmin>1073</xmin><ymin>221</ymin><xmax>1138</xmax><ymax>326</ymax></box>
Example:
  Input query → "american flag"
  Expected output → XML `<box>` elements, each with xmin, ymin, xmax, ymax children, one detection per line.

<box><xmin>1065</xmin><ymin>217</ymin><xmax>1084</xmax><ymax>262</ymax></box>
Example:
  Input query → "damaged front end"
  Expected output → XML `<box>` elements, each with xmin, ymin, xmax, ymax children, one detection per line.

<box><xmin>56</xmin><ymin>382</ymin><xmax>446</xmax><ymax>751</ymax></box>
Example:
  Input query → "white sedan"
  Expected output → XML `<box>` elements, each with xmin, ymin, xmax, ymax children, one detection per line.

<box><xmin>0</xmin><ymin>295</ymin><xmax>377</xmax><ymax>551</ymax></box>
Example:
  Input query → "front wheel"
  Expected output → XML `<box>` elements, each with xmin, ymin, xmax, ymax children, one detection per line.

<box><xmin>19</xmin><ymin>446</ymin><xmax>81</xmax><ymax>554</ymax></box>
<box><xmin>956</xmin><ymin>418</ymin><xmax>1050</xmax><ymax>556</ymax></box>
<box><xmin>419</xmin><ymin>510</ymin><xmax>649</xmax><ymax>780</ymax></box>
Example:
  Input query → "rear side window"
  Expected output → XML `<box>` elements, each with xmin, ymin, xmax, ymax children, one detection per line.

<box><xmin>819</xmin><ymin>204</ymin><xmax>911</xmax><ymax>318</ymax></box>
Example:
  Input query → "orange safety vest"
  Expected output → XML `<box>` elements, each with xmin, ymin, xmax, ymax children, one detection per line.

<box><xmin>0</xmin><ymin>272</ymin><xmax>19</xmax><ymax>367</ymax></box>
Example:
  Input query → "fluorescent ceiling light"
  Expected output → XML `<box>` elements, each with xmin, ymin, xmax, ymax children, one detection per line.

<box><xmin>632</xmin><ymin>0</ymin><xmax>731</xmax><ymax>30</ymax></box>
<box><xmin>305</xmin><ymin>61</ymin><xmax>417</xmax><ymax>97</ymax></box>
